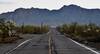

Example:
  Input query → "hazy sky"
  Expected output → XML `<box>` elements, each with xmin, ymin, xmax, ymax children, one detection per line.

<box><xmin>0</xmin><ymin>0</ymin><xmax>100</xmax><ymax>13</ymax></box>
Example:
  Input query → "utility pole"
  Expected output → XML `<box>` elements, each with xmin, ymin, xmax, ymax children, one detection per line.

<box><xmin>41</xmin><ymin>21</ymin><xmax>44</xmax><ymax>27</ymax></box>
<box><xmin>21</xmin><ymin>22</ymin><xmax>24</xmax><ymax>34</ymax></box>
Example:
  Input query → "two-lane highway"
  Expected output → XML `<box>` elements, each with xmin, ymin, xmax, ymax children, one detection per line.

<box><xmin>5</xmin><ymin>28</ymin><xmax>100</xmax><ymax>54</ymax></box>
<box><xmin>6</xmin><ymin>34</ymin><xmax>49</xmax><ymax>54</ymax></box>
<box><xmin>51</xmin><ymin>29</ymin><xmax>99</xmax><ymax>54</ymax></box>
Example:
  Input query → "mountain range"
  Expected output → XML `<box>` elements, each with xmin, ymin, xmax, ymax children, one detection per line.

<box><xmin>0</xmin><ymin>4</ymin><xmax>100</xmax><ymax>26</ymax></box>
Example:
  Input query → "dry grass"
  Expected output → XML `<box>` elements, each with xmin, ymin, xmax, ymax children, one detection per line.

<box><xmin>0</xmin><ymin>35</ymin><xmax>22</xmax><ymax>43</ymax></box>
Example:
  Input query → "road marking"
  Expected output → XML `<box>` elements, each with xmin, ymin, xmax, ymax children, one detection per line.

<box><xmin>5</xmin><ymin>39</ymin><xmax>32</xmax><ymax>54</ymax></box>
<box><xmin>49</xmin><ymin>35</ymin><xmax>52</xmax><ymax>54</ymax></box>
<box><xmin>5</xmin><ymin>33</ymin><xmax>49</xmax><ymax>54</ymax></box>
<box><xmin>47</xmin><ymin>31</ymin><xmax>51</xmax><ymax>35</ymax></box>
<box><xmin>69</xmin><ymin>38</ymin><xmax>100</xmax><ymax>54</ymax></box>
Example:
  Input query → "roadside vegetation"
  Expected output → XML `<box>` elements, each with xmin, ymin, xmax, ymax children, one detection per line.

<box><xmin>57</xmin><ymin>22</ymin><xmax>100</xmax><ymax>43</ymax></box>
<box><xmin>16</xmin><ymin>25</ymin><xmax>49</xmax><ymax>34</ymax></box>
<box><xmin>0</xmin><ymin>18</ymin><xmax>49</xmax><ymax>43</ymax></box>
<box><xmin>0</xmin><ymin>18</ymin><xmax>21</xmax><ymax>43</ymax></box>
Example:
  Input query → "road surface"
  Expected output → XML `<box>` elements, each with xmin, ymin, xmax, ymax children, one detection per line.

<box><xmin>5</xmin><ymin>29</ymin><xmax>99</xmax><ymax>54</ymax></box>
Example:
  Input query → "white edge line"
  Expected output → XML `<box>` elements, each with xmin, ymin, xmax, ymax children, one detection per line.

<box><xmin>47</xmin><ymin>31</ymin><xmax>51</xmax><ymax>34</ymax></box>
<box><xmin>6</xmin><ymin>39</ymin><xmax>32</xmax><ymax>54</ymax></box>
<box><xmin>69</xmin><ymin>38</ymin><xmax>100</xmax><ymax>54</ymax></box>
<box><xmin>6</xmin><ymin>31</ymin><xmax>50</xmax><ymax>54</ymax></box>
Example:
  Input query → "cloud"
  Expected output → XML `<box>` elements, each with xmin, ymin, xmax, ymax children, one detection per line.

<box><xmin>0</xmin><ymin>0</ymin><xmax>100</xmax><ymax>14</ymax></box>
<box><xmin>0</xmin><ymin>2</ymin><xmax>13</xmax><ymax>4</ymax></box>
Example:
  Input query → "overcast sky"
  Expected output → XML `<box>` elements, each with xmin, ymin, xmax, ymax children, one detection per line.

<box><xmin>0</xmin><ymin>0</ymin><xmax>100</xmax><ymax>13</ymax></box>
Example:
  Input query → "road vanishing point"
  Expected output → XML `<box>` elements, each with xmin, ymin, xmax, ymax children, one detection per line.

<box><xmin>5</xmin><ymin>28</ymin><xmax>100</xmax><ymax>54</ymax></box>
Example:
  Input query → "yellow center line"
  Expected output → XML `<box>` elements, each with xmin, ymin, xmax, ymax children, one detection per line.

<box><xmin>49</xmin><ymin>35</ymin><xmax>52</xmax><ymax>54</ymax></box>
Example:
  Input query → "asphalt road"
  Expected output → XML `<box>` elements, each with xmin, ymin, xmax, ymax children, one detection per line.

<box><xmin>5</xmin><ymin>29</ymin><xmax>100</xmax><ymax>54</ymax></box>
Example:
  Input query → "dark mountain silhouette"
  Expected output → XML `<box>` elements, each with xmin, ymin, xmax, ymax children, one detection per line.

<box><xmin>0</xmin><ymin>4</ymin><xmax>100</xmax><ymax>26</ymax></box>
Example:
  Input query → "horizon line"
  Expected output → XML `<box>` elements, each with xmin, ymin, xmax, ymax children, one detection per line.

<box><xmin>1</xmin><ymin>4</ymin><xmax>100</xmax><ymax>14</ymax></box>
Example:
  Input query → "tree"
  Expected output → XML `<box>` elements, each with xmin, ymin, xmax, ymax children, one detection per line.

<box><xmin>0</xmin><ymin>19</ymin><xmax>16</xmax><ymax>41</ymax></box>
<box><xmin>5</xmin><ymin>20</ymin><xmax>16</xmax><ymax>36</ymax></box>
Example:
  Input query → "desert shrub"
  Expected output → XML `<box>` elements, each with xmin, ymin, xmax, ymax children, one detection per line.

<box><xmin>57</xmin><ymin>22</ymin><xmax>100</xmax><ymax>42</ymax></box>
<box><xmin>17</xmin><ymin>25</ymin><xmax>49</xmax><ymax>34</ymax></box>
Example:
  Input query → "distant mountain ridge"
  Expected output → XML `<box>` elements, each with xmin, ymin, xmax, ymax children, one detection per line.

<box><xmin>0</xmin><ymin>4</ymin><xmax>100</xmax><ymax>26</ymax></box>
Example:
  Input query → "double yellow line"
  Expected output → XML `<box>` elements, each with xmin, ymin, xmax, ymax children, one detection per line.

<box><xmin>49</xmin><ymin>35</ymin><xmax>52</xmax><ymax>54</ymax></box>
